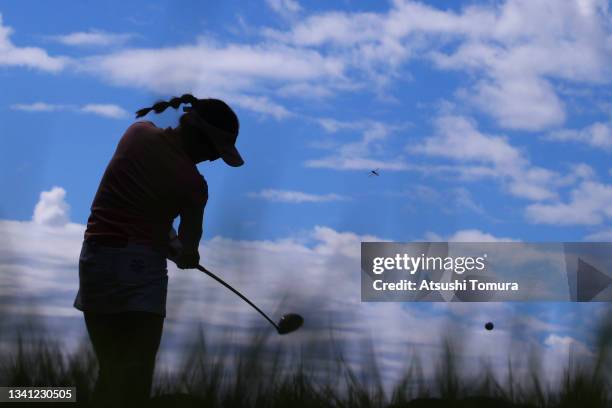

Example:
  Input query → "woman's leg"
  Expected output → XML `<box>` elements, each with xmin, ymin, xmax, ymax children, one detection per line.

<box><xmin>84</xmin><ymin>312</ymin><xmax>121</xmax><ymax>407</ymax></box>
<box><xmin>84</xmin><ymin>311</ymin><xmax>164</xmax><ymax>407</ymax></box>
<box><xmin>121</xmin><ymin>311</ymin><xmax>164</xmax><ymax>406</ymax></box>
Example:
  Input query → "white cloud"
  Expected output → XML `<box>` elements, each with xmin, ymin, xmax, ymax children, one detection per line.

<box><xmin>85</xmin><ymin>42</ymin><xmax>336</xmax><ymax>86</ymax></box>
<box><xmin>10</xmin><ymin>101</ymin><xmax>129</xmax><ymax>119</ymax></box>
<box><xmin>466</xmin><ymin>75</ymin><xmax>566</xmax><ymax>131</ymax></box>
<box><xmin>526</xmin><ymin>181</ymin><xmax>612</xmax><ymax>225</ymax></box>
<box><xmin>32</xmin><ymin>187</ymin><xmax>70</xmax><ymax>227</ymax></box>
<box><xmin>230</xmin><ymin>94</ymin><xmax>291</xmax><ymax>119</ymax></box>
<box><xmin>544</xmin><ymin>334</ymin><xmax>593</xmax><ymax>358</ymax></box>
<box><xmin>425</xmin><ymin>0</ymin><xmax>611</xmax><ymax>130</ymax></box>
<box><xmin>248</xmin><ymin>189</ymin><xmax>347</xmax><ymax>203</ymax></box>
<box><xmin>305</xmin><ymin>119</ymin><xmax>410</xmax><ymax>171</ymax></box>
<box><xmin>0</xmin><ymin>197</ymin><xmax>600</xmax><ymax>386</ymax></box>
<box><xmin>266</xmin><ymin>0</ymin><xmax>612</xmax><ymax>130</ymax></box>
<box><xmin>10</xmin><ymin>102</ymin><xmax>64</xmax><ymax>112</ymax></box>
<box><xmin>448</xmin><ymin>229</ymin><xmax>518</xmax><ymax>242</ymax></box>
<box><xmin>266</xmin><ymin>0</ymin><xmax>302</xmax><ymax>19</ymax></box>
<box><xmin>78</xmin><ymin>41</ymin><xmax>345</xmax><ymax>118</ymax></box>
<box><xmin>276</xmin><ymin>82</ymin><xmax>333</xmax><ymax>100</ymax></box>
<box><xmin>424</xmin><ymin>229</ymin><xmax>519</xmax><ymax>242</ymax></box>
<box><xmin>4</xmin><ymin>1</ymin><xmax>612</xmax><ymax>127</ymax></box>
<box><xmin>411</xmin><ymin>115</ymin><xmax>561</xmax><ymax>201</ymax></box>
<box><xmin>568</xmin><ymin>163</ymin><xmax>597</xmax><ymax>181</ymax></box>
<box><xmin>388</xmin><ymin>186</ymin><xmax>487</xmax><ymax>217</ymax></box>
<box><xmin>584</xmin><ymin>228</ymin><xmax>612</xmax><ymax>241</ymax></box>
<box><xmin>263</xmin><ymin>10</ymin><xmax>381</xmax><ymax>47</ymax></box>
<box><xmin>547</xmin><ymin>122</ymin><xmax>612</xmax><ymax>151</ymax></box>
<box><xmin>80</xmin><ymin>103</ymin><xmax>129</xmax><ymax>119</ymax></box>
<box><xmin>49</xmin><ymin>30</ymin><xmax>133</xmax><ymax>47</ymax></box>
<box><xmin>305</xmin><ymin>156</ymin><xmax>409</xmax><ymax>171</ymax></box>
<box><xmin>0</xmin><ymin>14</ymin><xmax>67</xmax><ymax>72</ymax></box>
<box><xmin>452</xmin><ymin>188</ymin><xmax>485</xmax><ymax>215</ymax></box>
<box><xmin>413</xmin><ymin>115</ymin><xmax>522</xmax><ymax>165</ymax></box>
<box><xmin>315</xmin><ymin>117</ymin><xmax>361</xmax><ymax>133</ymax></box>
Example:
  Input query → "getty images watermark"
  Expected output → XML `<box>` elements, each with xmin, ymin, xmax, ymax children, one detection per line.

<box><xmin>361</xmin><ymin>242</ymin><xmax>612</xmax><ymax>302</ymax></box>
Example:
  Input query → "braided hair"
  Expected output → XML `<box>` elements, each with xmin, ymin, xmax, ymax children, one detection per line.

<box><xmin>135</xmin><ymin>94</ymin><xmax>239</xmax><ymax>136</ymax></box>
<box><xmin>135</xmin><ymin>94</ymin><xmax>199</xmax><ymax>118</ymax></box>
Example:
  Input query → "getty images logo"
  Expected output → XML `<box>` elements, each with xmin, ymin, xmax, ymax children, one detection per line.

<box><xmin>371</xmin><ymin>253</ymin><xmax>487</xmax><ymax>275</ymax></box>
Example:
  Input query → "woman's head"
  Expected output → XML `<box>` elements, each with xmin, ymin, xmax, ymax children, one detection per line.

<box><xmin>135</xmin><ymin>94</ymin><xmax>243</xmax><ymax>166</ymax></box>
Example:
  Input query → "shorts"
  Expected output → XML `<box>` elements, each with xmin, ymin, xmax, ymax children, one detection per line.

<box><xmin>74</xmin><ymin>240</ymin><xmax>169</xmax><ymax>317</ymax></box>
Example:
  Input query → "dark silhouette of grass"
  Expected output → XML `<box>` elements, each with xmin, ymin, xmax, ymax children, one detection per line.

<box><xmin>0</xmin><ymin>334</ymin><xmax>96</xmax><ymax>406</ymax></box>
<box><xmin>0</xmin><ymin>319</ymin><xmax>610</xmax><ymax>408</ymax></box>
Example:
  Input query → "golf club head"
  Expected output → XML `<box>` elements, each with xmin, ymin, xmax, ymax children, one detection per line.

<box><xmin>277</xmin><ymin>313</ymin><xmax>304</xmax><ymax>335</ymax></box>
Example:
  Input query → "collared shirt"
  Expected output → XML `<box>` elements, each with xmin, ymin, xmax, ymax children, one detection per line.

<box><xmin>84</xmin><ymin>121</ymin><xmax>208</xmax><ymax>252</ymax></box>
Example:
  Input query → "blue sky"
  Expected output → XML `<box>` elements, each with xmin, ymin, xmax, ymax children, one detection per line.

<box><xmin>1</xmin><ymin>0</ymin><xmax>612</xmax><ymax>384</ymax></box>
<box><xmin>2</xmin><ymin>0</ymin><xmax>611</xmax><ymax>242</ymax></box>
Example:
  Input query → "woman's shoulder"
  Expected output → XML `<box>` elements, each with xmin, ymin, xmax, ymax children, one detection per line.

<box><xmin>115</xmin><ymin>121</ymin><xmax>164</xmax><ymax>152</ymax></box>
<box><xmin>129</xmin><ymin>120</ymin><xmax>159</xmax><ymax>132</ymax></box>
<box><xmin>123</xmin><ymin>121</ymin><xmax>164</xmax><ymax>140</ymax></box>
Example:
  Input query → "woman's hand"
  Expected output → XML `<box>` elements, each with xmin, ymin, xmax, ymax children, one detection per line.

<box><xmin>168</xmin><ymin>228</ymin><xmax>200</xmax><ymax>269</ymax></box>
<box><xmin>175</xmin><ymin>249</ymin><xmax>200</xmax><ymax>269</ymax></box>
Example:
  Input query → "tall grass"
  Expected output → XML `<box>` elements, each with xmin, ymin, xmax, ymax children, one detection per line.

<box><xmin>0</xmin><ymin>322</ymin><xmax>610</xmax><ymax>407</ymax></box>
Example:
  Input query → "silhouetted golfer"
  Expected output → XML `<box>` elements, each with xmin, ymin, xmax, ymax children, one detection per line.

<box><xmin>73</xmin><ymin>94</ymin><xmax>243</xmax><ymax>407</ymax></box>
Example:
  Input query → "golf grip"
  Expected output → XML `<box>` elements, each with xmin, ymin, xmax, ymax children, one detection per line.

<box><xmin>196</xmin><ymin>265</ymin><xmax>279</xmax><ymax>331</ymax></box>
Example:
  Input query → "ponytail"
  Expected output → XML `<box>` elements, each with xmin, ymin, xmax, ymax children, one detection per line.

<box><xmin>135</xmin><ymin>93</ymin><xmax>199</xmax><ymax>118</ymax></box>
<box><xmin>136</xmin><ymin>94</ymin><xmax>239</xmax><ymax>139</ymax></box>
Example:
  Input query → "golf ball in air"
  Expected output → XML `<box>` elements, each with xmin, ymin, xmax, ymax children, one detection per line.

<box><xmin>485</xmin><ymin>322</ymin><xmax>494</xmax><ymax>331</ymax></box>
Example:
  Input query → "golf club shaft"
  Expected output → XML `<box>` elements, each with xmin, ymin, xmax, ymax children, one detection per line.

<box><xmin>196</xmin><ymin>265</ymin><xmax>279</xmax><ymax>331</ymax></box>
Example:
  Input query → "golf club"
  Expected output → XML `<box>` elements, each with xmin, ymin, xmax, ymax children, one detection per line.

<box><xmin>196</xmin><ymin>265</ymin><xmax>304</xmax><ymax>335</ymax></box>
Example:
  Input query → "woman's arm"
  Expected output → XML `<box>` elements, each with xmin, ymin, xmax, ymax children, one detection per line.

<box><xmin>178</xmin><ymin>204</ymin><xmax>204</xmax><ymax>269</ymax></box>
